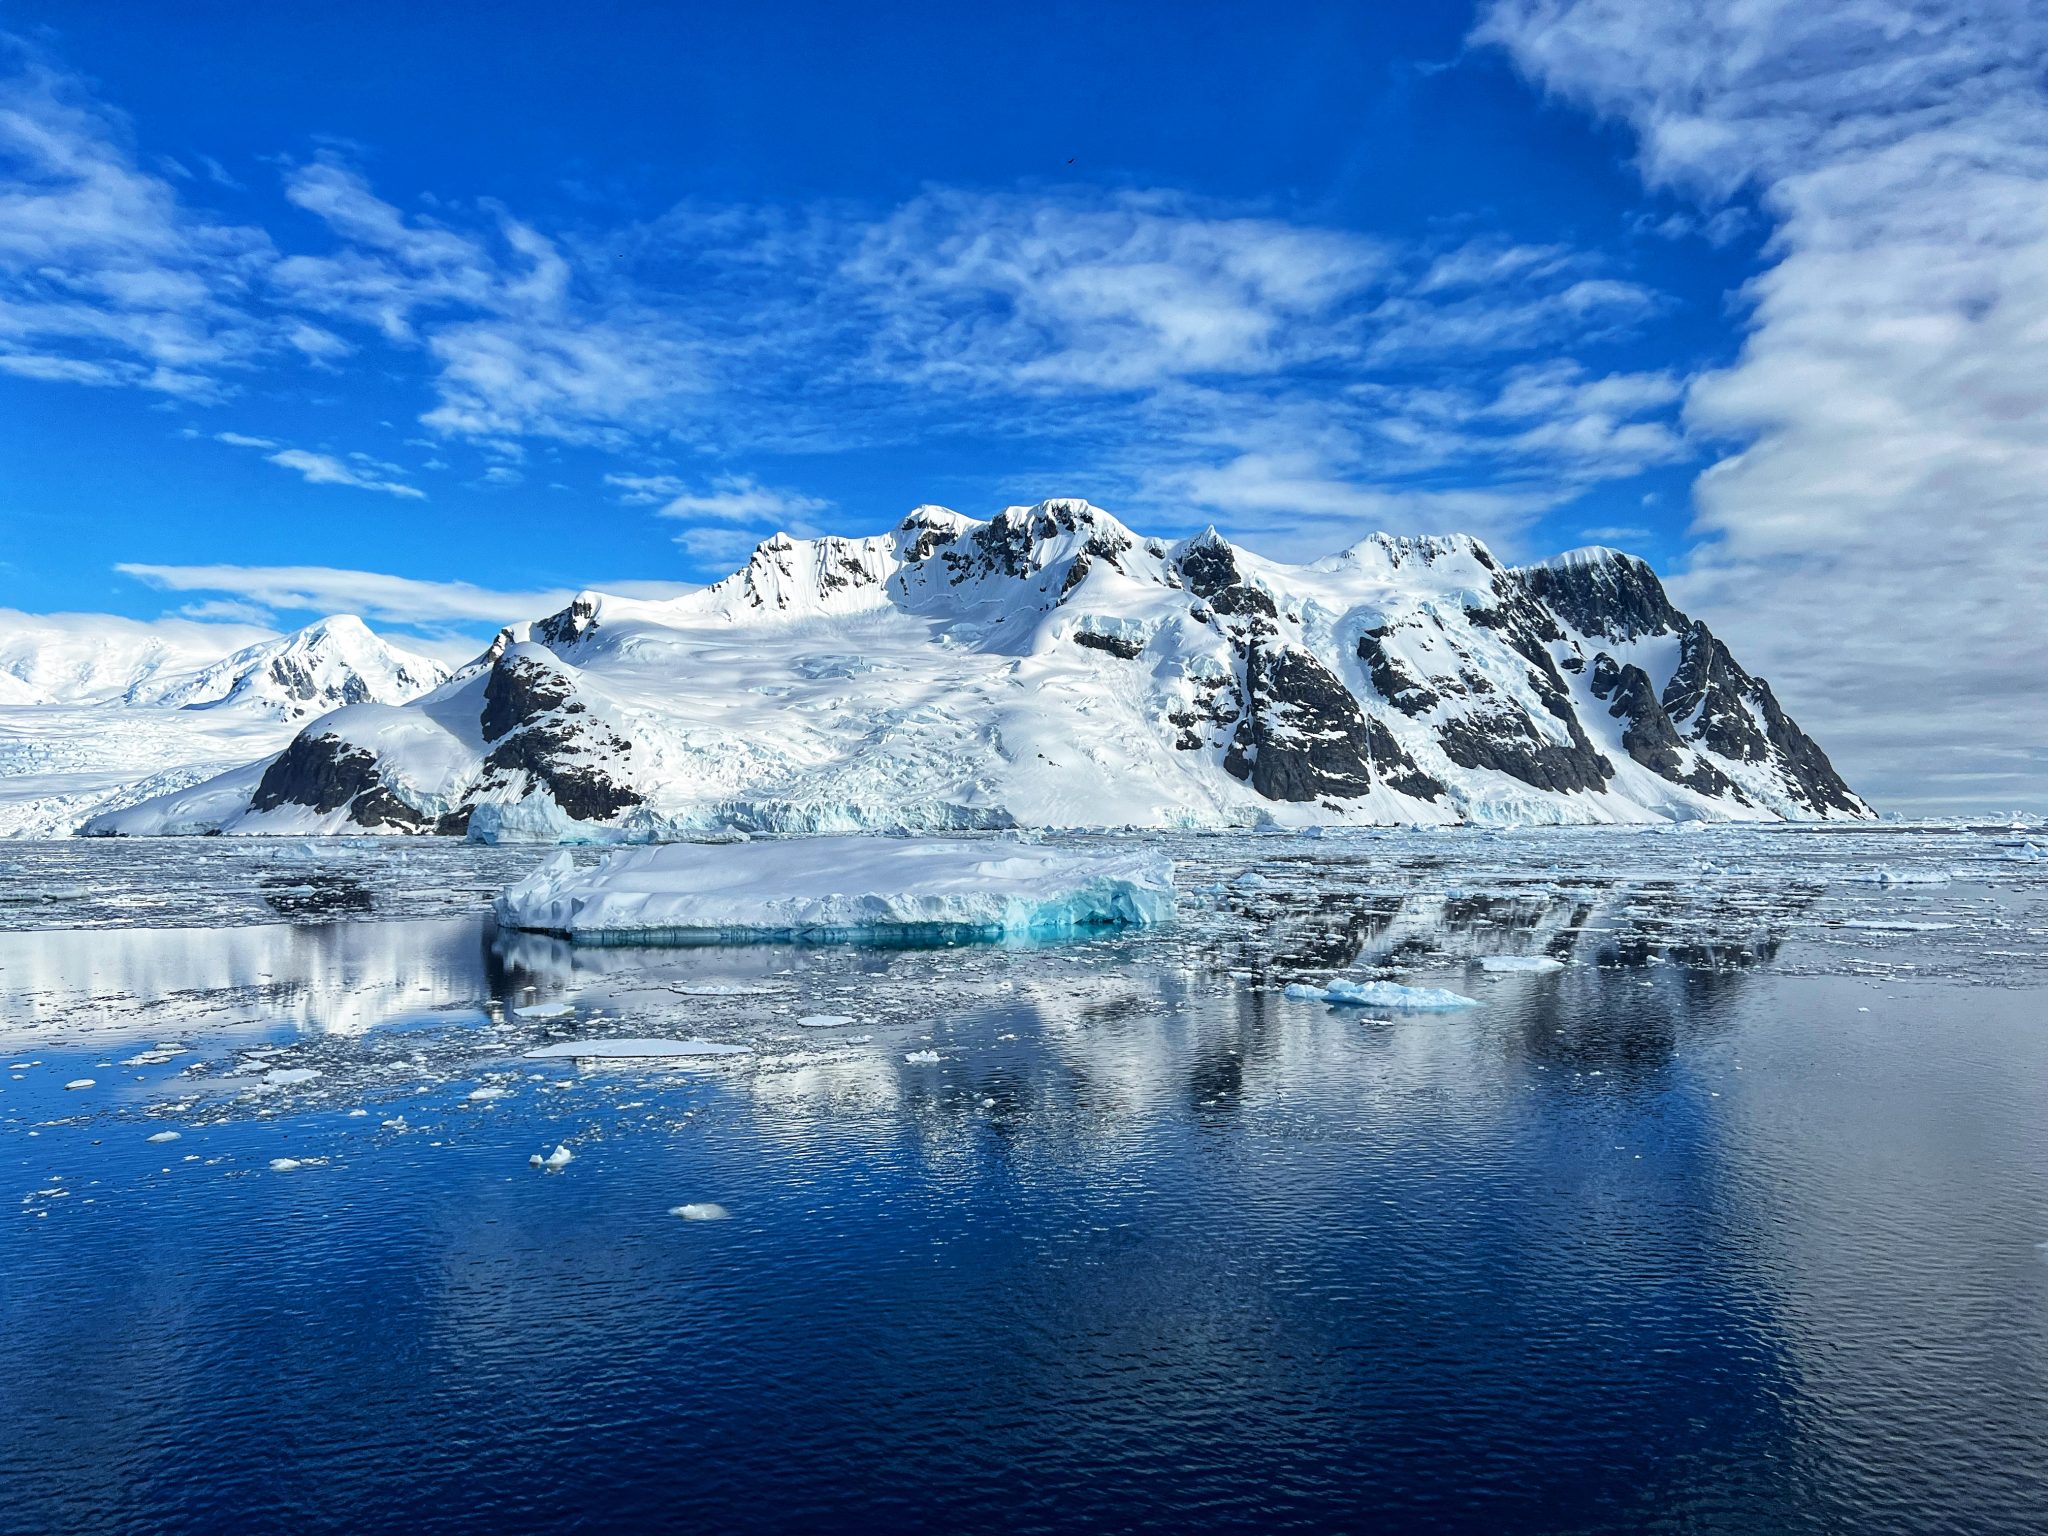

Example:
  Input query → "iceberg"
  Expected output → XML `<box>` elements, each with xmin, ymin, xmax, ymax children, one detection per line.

<box><xmin>1282</xmin><ymin>979</ymin><xmax>1480</xmax><ymax>1011</ymax></box>
<box><xmin>493</xmin><ymin>836</ymin><xmax>1175</xmax><ymax>945</ymax></box>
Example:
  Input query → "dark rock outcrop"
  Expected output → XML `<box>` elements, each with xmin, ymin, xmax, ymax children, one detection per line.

<box><xmin>251</xmin><ymin>733</ymin><xmax>429</xmax><ymax>831</ymax></box>
<box><xmin>1519</xmin><ymin>551</ymin><xmax>1681</xmax><ymax>642</ymax></box>
<box><xmin>1223</xmin><ymin>643</ymin><xmax>1379</xmax><ymax>802</ymax></box>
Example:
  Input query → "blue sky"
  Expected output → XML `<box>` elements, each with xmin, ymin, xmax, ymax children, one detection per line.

<box><xmin>1</xmin><ymin>1</ymin><xmax>2044</xmax><ymax>809</ymax></box>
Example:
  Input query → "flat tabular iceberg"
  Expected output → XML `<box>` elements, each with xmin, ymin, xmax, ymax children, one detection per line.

<box><xmin>493</xmin><ymin>836</ymin><xmax>1175</xmax><ymax>945</ymax></box>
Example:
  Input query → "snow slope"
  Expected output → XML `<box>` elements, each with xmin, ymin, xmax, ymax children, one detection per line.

<box><xmin>92</xmin><ymin>501</ymin><xmax>1872</xmax><ymax>839</ymax></box>
<box><xmin>0</xmin><ymin>616</ymin><xmax>450</xmax><ymax>837</ymax></box>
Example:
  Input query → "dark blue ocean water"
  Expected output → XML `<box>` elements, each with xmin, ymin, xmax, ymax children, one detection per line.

<box><xmin>2</xmin><ymin>829</ymin><xmax>2046</xmax><ymax>1534</ymax></box>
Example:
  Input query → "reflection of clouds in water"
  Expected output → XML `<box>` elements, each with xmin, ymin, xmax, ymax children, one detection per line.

<box><xmin>1702</xmin><ymin>979</ymin><xmax>2048</xmax><ymax>1503</ymax></box>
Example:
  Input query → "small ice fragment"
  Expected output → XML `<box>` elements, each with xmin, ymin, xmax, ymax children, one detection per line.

<box><xmin>146</xmin><ymin>1130</ymin><xmax>181</xmax><ymax>1143</ymax></box>
<box><xmin>541</xmin><ymin>1145</ymin><xmax>573</xmax><ymax>1170</ymax></box>
<box><xmin>798</xmin><ymin>1015</ymin><xmax>858</xmax><ymax>1029</ymax></box>
<box><xmin>515</xmin><ymin>1001</ymin><xmax>576</xmax><ymax>1020</ymax></box>
<box><xmin>524</xmin><ymin>1037</ymin><xmax>751</xmax><ymax>1061</ymax></box>
<box><xmin>64</xmin><ymin>1079</ymin><xmax>94</xmax><ymax>1091</ymax></box>
<box><xmin>904</xmin><ymin>1050</ymin><xmax>941</xmax><ymax>1064</ymax></box>
<box><xmin>1478</xmin><ymin>956</ymin><xmax>1564</xmax><ymax>973</ymax></box>
<box><xmin>1844</xmin><ymin>868</ymin><xmax>1952</xmax><ymax>885</ymax></box>
<box><xmin>1282</xmin><ymin>980</ymin><xmax>1479</xmax><ymax>1011</ymax></box>
<box><xmin>670</xmin><ymin>1202</ymin><xmax>730</xmax><ymax>1221</ymax></box>
<box><xmin>381</xmin><ymin>1116</ymin><xmax>408</xmax><ymax>1130</ymax></box>
<box><xmin>264</xmin><ymin>1068</ymin><xmax>320</xmax><ymax>1086</ymax></box>
<box><xmin>347</xmin><ymin>1108</ymin><xmax>368</xmax><ymax>1117</ymax></box>
<box><xmin>269</xmin><ymin>1158</ymin><xmax>302</xmax><ymax>1172</ymax></box>
<box><xmin>468</xmin><ymin>1087</ymin><xmax>511</xmax><ymax>1101</ymax></box>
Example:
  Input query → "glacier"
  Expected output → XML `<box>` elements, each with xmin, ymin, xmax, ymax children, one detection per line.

<box><xmin>492</xmin><ymin>836</ymin><xmax>1178</xmax><ymax>944</ymax></box>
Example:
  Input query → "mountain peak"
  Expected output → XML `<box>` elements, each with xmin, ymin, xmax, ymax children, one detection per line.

<box><xmin>137</xmin><ymin>615</ymin><xmax>450</xmax><ymax>720</ymax></box>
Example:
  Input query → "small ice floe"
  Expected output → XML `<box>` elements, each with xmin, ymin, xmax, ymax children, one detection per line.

<box><xmin>63</xmin><ymin>1078</ymin><xmax>94</xmax><ymax>1091</ymax></box>
<box><xmin>492</xmin><ymin>836</ymin><xmax>1175</xmax><ymax>944</ymax></box>
<box><xmin>514</xmin><ymin>1001</ymin><xmax>576</xmax><ymax>1020</ymax></box>
<box><xmin>798</xmin><ymin>1014</ymin><xmax>858</xmax><ymax>1029</ymax></box>
<box><xmin>269</xmin><ymin>1158</ymin><xmax>303</xmax><ymax>1172</ymax></box>
<box><xmin>670</xmin><ymin>1202</ymin><xmax>730</xmax><ymax>1221</ymax></box>
<box><xmin>467</xmin><ymin>1086</ymin><xmax>511</xmax><ymax>1102</ymax></box>
<box><xmin>1839</xmin><ymin>919</ymin><xmax>1959</xmax><ymax>932</ymax></box>
<box><xmin>1283</xmin><ymin>980</ymin><xmax>1479</xmax><ymax>1011</ymax></box>
<box><xmin>146</xmin><ymin>1130</ymin><xmax>181</xmax><ymax>1144</ymax></box>
<box><xmin>264</xmin><ymin>1068</ymin><xmax>321</xmax><ymax>1087</ymax></box>
<box><xmin>529</xmin><ymin>1145</ymin><xmax>574</xmax><ymax>1171</ymax></box>
<box><xmin>381</xmin><ymin>1116</ymin><xmax>408</xmax><ymax>1130</ymax></box>
<box><xmin>122</xmin><ymin>1044</ymin><xmax>187</xmax><ymax>1067</ymax></box>
<box><xmin>1844</xmin><ymin>868</ymin><xmax>1953</xmax><ymax>885</ymax></box>
<box><xmin>524</xmin><ymin>1037</ymin><xmax>752</xmax><ymax>1061</ymax></box>
<box><xmin>904</xmin><ymin>1050</ymin><xmax>942</xmax><ymax>1064</ymax></box>
<box><xmin>1477</xmin><ymin>956</ymin><xmax>1564</xmax><ymax>973</ymax></box>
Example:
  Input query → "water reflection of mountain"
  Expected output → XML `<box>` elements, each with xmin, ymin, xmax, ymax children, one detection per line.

<box><xmin>1192</xmin><ymin>879</ymin><xmax>1809</xmax><ymax>983</ymax></box>
<box><xmin>0</xmin><ymin>918</ymin><xmax>494</xmax><ymax>1038</ymax></box>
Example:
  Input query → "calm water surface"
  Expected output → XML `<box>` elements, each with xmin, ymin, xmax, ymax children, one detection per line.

<box><xmin>2</xmin><ymin>827</ymin><xmax>2045</xmax><ymax>1534</ymax></box>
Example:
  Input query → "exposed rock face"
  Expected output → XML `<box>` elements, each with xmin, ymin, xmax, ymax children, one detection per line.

<box><xmin>1224</xmin><ymin>643</ymin><xmax>1378</xmax><ymax>802</ymax></box>
<box><xmin>250</xmin><ymin>732</ymin><xmax>429</xmax><ymax>831</ymax></box>
<box><xmin>1659</xmin><ymin>622</ymin><xmax>1862</xmax><ymax>814</ymax></box>
<box><xmin>470</xmin><ymin>647</ymin><xmax>643</xmax><ymax>823</ymax></box>
<box><xmin>480</xmin><ymin>649</ymin><xmax>576</xmax><ymax>741</ymax></box>
<box><xmin>1519</xmin><ymin>550</ymin><xmax>1680</xmax><ymax>642</ymax></box>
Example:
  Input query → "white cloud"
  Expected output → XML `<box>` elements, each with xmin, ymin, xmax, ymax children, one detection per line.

<box><xmin>208</xmin><ymin>431</ymin><xmax>425</xmax><ymax>499</ymax></box>
<box><xmin>1479</xmin><ymin>0</ymin><xmax>2048</xmax><ymax>811</ymax></box>
<box><xmin>649</xmin><ymin>474</ymin><xmax>829</xmax><ymax>525</ymax></box>
<box><xmin>177</xmin><ymin>597</ymin><xmax>274</xmax><ymax>624</ymax></box>
<box><xmin>272</xmin><ymin>156</ymin><xmax>703</xmax><ymax>446</ymax></box>
<box><xmin>116</xmin><ymin>562</ymin><xmax>575</xmax><ymax>626</ymax></box>
<box><xmin>673</xmin><ymin>525</ymin><xmax>775</xmax><ymax>565</ymax></box>
<box><xmin>843</xmin><ymin>188</ymin><xmax>1389</xmax><ymax>391</ymax></box>
<box><xmin>0</xmin><ymin>39</ymin><xmax>275</xmax><ymax>393</ymax></box>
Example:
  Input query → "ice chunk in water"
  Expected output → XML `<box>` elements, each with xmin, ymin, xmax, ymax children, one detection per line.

<box><xmin>146</xmin><ymin>1130</ymin><xmax>181</xmax><ymax>1143</ymax></box>
<box><xmin>1844</xmin><ymin>868</ymin><xmax>1953</xmax><ymax>885</ymax></box>
<box><xmin>1283</xmin><ymin>980</ymin><xmax>1480</xmax><ymax>1011</ymax></box>
<box><xmin>798</xmin><ymin>1015</ymin><xmax>858</xmax><ymax>1029</ymax></box>
<box><xmin>64</xmin><ymin>1078</ymin><xmax>95</xmax><ymax>1090</ymax></box>
<box><xmin>1478</xmin><ymin>956</ymin><xmax>1564</xmax><ymax>973</ymax></box>
<box><xmin>529</xmin><ymin>1145</ymin><xmax>574</xmax><ymax>1170</ymax></box>
<box><xmin>524</xmin><ymin>1038</ymin><xmax>752</xmax><ymax>1061</ymax></box>
<box><xmin>493</xmin><ymin>837</ymin><xmax>1175</xmax><ymax>945</ymax></box>
<box><xmin>671</xmin><ymin>1203</ymin><xmax>731</xmax><ymax>1221</ymax></box>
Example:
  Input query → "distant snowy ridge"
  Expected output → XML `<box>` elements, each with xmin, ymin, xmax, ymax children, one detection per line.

<box><xmin>0</xmin><ymin>615</ymin><xmax>450</xmax><ymax>837</ymax></box>
<box><xmin>90</xmin><ymin>501</ymin><xmax>1871</xmax><ymax>839</ymax></box>
<box><xmin>129</xmin><ymin>615</ymin><xmax>449</xmax><ymax>721</ymax></box>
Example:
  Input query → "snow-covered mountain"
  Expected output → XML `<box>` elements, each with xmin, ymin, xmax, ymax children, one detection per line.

<box><xmin>129</xmin><ymin>615</ymin><xmax>449</xmax><ymax>720</ymax></box>
<box><xmin>90</xmin><ymin>501</ymin><xmax>1869</xmax><ymax>840</ymax></box>
<box><xmin>0</xmin><ymin>615</ymin><xmax>450</xmax><ymax>837</ymax></box>
<box><xmin>0</xmin><ymin>609</ymin><xmax>279</xmax><ymax>706</ymax></box>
